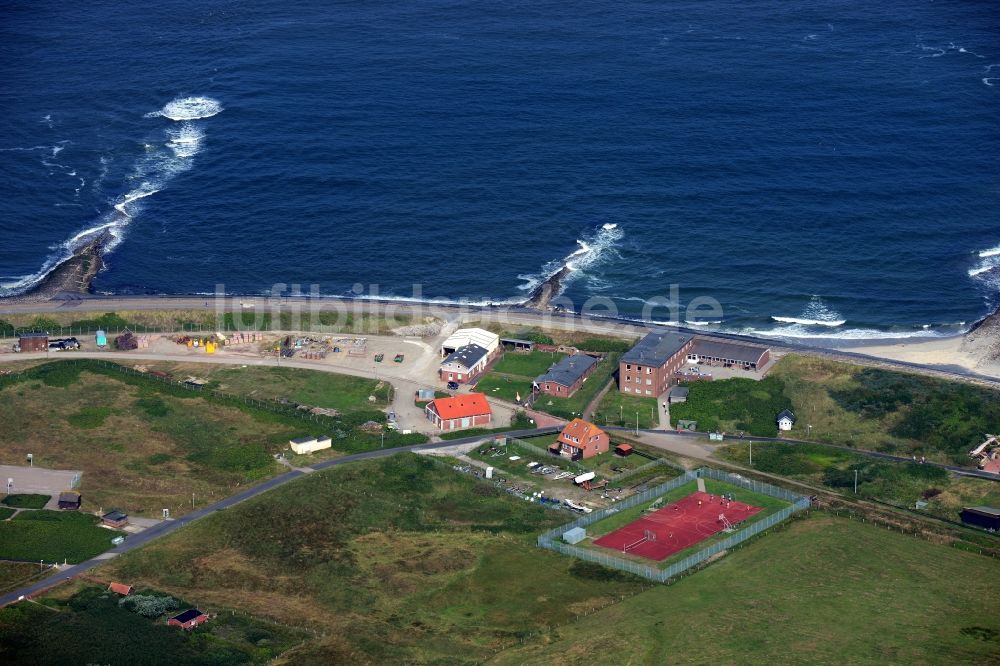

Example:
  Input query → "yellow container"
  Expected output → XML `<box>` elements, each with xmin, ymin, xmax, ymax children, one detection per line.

<box><xmin>186</xmin><ymin>339</ymin><xmax>193</xmax><ymax>348</ymax></box>
<box><xmin>206</xmin><ymin>342</ymin><xmax>216</xmax><ymax>354</ymax></box>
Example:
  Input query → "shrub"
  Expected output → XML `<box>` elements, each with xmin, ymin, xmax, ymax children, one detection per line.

<box><xmin>119</xmin><ymin>594</ymin><xmax>179</xmax><ymax>618</ymax></box>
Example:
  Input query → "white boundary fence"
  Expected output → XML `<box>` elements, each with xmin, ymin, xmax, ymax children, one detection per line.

<box><xmin>537</xmin><ymin>467</ymin><xmax>810</xmax><ymax>583</ymax></box>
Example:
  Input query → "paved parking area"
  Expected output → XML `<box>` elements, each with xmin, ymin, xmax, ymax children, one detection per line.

<box><xmin>0</xmin><ymin>465</ymin><xmax>81</xmax><ymax>496</ymax></box>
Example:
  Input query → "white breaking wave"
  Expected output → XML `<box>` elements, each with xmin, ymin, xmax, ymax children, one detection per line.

<box><xmin>771</xmin><ymin>316</ymin><xmax>846</xmax><ymax>327</ymax></box>
<box><xmin>146</xmin><ymin>96</ymin><xmax>223</xmax><ymax>121</ymax></box>
<box><xmin>684</xmin><ymin>320</ymin><xmax>723</xmax><ymax>326</ymax></box>
<box><xmin>968</xmin><ymin>243</ymin><xmax>1000</xmax><ymax>285</ymax></box>
<box><xmin>518</xmin><ymin>223</ymin><xmax>625</xmax><ymax>293</ymax></box>
<box><xmin>771</xmin><ymin>295</ymin><xmax>846</xmax><ymax>327</ymax></box>
<box><xmin>738</xmin><ymin>324</ymin><xmax>950</xmax><ymax>341</ymax></box>
<box><xmin>0</xmin><ymin>96</ymin><xmax>222</xmax><ymax>297</ymax></box>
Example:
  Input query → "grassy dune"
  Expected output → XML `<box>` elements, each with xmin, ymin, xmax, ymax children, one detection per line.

<box><xmin>0</xmin><ymin>361</ymin><xmax>413</xmax><ymax>517</ymax></box>
<box><xmin>102</xmin><ymin>455</ymin><xmax>651</xmax><ymax>663</ymax></box>
<box><xmin>491</xmin><ymin>515</ymin><xmax>1000</xmax><ymax>665</ymax></box>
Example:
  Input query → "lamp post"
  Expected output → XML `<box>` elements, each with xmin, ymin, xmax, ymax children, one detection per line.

<box><xmin>749</xmin><ymin>441</ymin><xmax>753</xmax><ymax>466</ymax></box>
<box><xmin>635</xmin><ymin>412</ymin><xmax>639</xmax><ymax>436</ymax></box>
<box><xmin>807</xmin><ymin>424</ymin><xmax>813</xmax><ymax>439</ymax></box>
<box><xmin>854</xmin><ymin>469</ymin><xmax>858</xmax><ymax>494</ymax></box>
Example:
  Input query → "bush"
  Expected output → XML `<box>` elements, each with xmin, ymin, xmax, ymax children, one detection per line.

<box><xmin>119</xmin><ymin>594</ymin><xmax>179</xmax><ymax>618</ymax></box>
<box><xmin>575</xmin><ymin>338</ymin><xmax>634</xmax><ymax>353</ymax></box>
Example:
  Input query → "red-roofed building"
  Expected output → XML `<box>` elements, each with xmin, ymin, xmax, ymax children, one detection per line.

<box><xmin>425</xmin><ymin>393</ymin><xmax>492</xmax><ymax>431</ymax></box>
<box><xmin>556</xmin><ymin>418</ymin><xmax>609</xmax><ymax>460</ymax></box>
<box><xmin>108</xmin><ymin>582</ymin><xmax>133</xmax><ymax>596</ymax></box>
<box><xmin>168</xmin><ymin>609</ymin><xmax>209</xmax><ymax>630</ymax></box>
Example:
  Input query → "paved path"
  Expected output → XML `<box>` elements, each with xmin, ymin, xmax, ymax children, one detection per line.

<box><xmin>582</xmin><ymin>378</ymin><xmax>614</xmax><ymax>421</ymax></box>
<box><xmin>0</xmin><ymin>427</ymin><xmax>558</xmax><ymax>608</ymax></box>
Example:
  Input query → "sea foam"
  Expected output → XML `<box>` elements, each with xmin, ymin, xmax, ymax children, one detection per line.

<box><xmin>771</xmin><ymin>295</ymin><xmax>846</xmax><ymax>327</ymax></box>
<box><xmin>0</xmin><ymin>96</ymin><xmax>222</xmax><ymax>297</ymax></box>
<box><xmin>145</xmin><ymin>96</ymin><xmax>223</xmax><ymax>121</ymax></box>
<box><xmin>518</xmin><ymin>223</ymin><xmax>625</xmax><ymax>293</ymax></box>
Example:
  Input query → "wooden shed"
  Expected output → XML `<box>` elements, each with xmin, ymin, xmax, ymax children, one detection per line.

<box><xmin>58</xmin><ymin>490</ymin><xmax>81</xmax><ymax>510</ymax></box>
<box><xmin>16</xmin><ymin>332</ymin><xmax>49</xmax><ymax>353</ymax></box>
<box><xmin>101</xmin><ymin>510</ymin><xmax>128</xmax><ymax>529</ymax></box>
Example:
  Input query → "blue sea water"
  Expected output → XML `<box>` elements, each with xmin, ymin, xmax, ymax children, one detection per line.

<box><xmin>1</xmin><ymin>0</ymin><xmax>997</xmax><ymax>341</ymax></box>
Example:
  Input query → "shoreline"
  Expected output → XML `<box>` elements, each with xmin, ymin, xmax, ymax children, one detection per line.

<box><xmin>0</xmin><ymin>291</ymin><xmax>997</xmax><ymax>383</ymax></box>
<box><xmin>0</xmin><ymin>233</ymin><xmax>108</xmax><ymax>304</ymax></box>
<box><xmin>1</xmin><ymin>247</ymin><xmax>997</xmax><ymax>380</ymax></box>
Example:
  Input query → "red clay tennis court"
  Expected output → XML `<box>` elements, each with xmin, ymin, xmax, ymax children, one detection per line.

<box><xmin>593</xmin><ymin>491</ymin><xmax>762</xmax><ymax>561</ymax></box>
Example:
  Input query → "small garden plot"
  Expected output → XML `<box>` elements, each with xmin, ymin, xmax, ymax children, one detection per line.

<box><xmin>0</xmin><ymin>511</ymin><xmax>121</xmax><ymax>563</ymax></box>
<box><xmin>468</xmin><ymin>440</ymin><xmax>584</xmax><ymax>484</ymax></box>
<box><xmin>491</xmin><ymin>351</ymin><xmax>566</xmax><ymax>378</ymax></box>
<box><xmin>595</xmin><ymin>391</ymin><xmax>659</xmax><ymax>429</ymax></box>
<box><xmin>1</xmin><ymin>494</ymin><xmax>50</xmax><ymax>509</ymax></box>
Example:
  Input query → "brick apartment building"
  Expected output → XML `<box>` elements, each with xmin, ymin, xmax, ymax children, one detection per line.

<box><xmin>619</xmin><ymin>331</ymin><xmax>694</xmax><ymax>397</ymax></box>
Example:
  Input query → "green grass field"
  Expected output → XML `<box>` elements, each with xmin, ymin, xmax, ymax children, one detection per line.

<box><xmin>669</xmin><ymin>375</ymin><xmax>789</xmax><ymax>437</ymax></box>
<box><xmin>594</xmin><ymin>390</ymin><xmax>659</xmax><ymax>429</ymax></box>
<box><xmin>493</xmin><ymin>514</ymin><xmax>1000</xmax><ymax>665</ymax></box>
<box><xmin>136</xmin><ymin>362</ymin><xmax>389</xmax><ymax>413</ymax></box>
<box><xmin>0</xmin><ymin>562</ymin><xmax>45</xmax><ymax>594</ymax></box>
<box><xmin>474</xmin><ymin>373</ymin><xmax>535</xmax><ymax>404</ymax></box>
<box><xmin>491</xmin><ymin>350</ymin><xmax>566</xmax><ymax>378</ymax></box>
<box><xmin>1</xmin><ymin>494</ymin><xmax>50</xmax><ymax>509</ymax></box>
<box><xmin>531</xmin><ymin>353</ymin><xmax>620</xmax><ymax>420</ymax></box>
<box><xmin>0</xmin><ymin>585</ymin><xmax>307</xmax><ymax>665</ymax></box>
<box><xmin>102</xmin><ymin>455</ymin><xmax>652</xmax><ymax>663</ymax></box>
<box><xmin>0</xmin><ymin>360</ymin><xmax>424</xmax><ymax>517</ymax></box>
<box><xmin>0</xmin><ymin>511</ymin><xmax>120</xmax><ymax>563</ymax></box>
<box><xmin>0</xmin><ymin>507</ymin><xmax>15</xmax><ymax>521</ymax></box>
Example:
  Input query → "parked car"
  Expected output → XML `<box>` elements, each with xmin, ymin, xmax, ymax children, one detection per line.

<box><xmin>447</xmin><ymin>381</ymin><xmax>459</xmax><ymax>390</ymax></box>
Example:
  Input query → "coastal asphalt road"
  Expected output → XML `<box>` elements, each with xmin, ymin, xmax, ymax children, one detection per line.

<box><xmin>1</xmin><ymin>294</ymin><xmax>997</xmax><ymax>387</ymax></box>
<box><xmin>0</xmin><ymin>427</ymin><xmax>560</xmax><ymax>608</ymax></box>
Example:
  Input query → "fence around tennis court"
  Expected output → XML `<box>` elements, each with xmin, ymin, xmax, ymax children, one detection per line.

<box><xmin>537</xmin><ymin>467</ymin><xmax>810</xmax><ymax>583</ymax></box>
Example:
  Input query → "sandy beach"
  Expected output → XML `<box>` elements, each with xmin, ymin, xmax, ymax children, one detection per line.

<box><xmin>843</xmin><ymin>310</ymin><xmax>1000</xmax><ymax>378</ymax></box>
